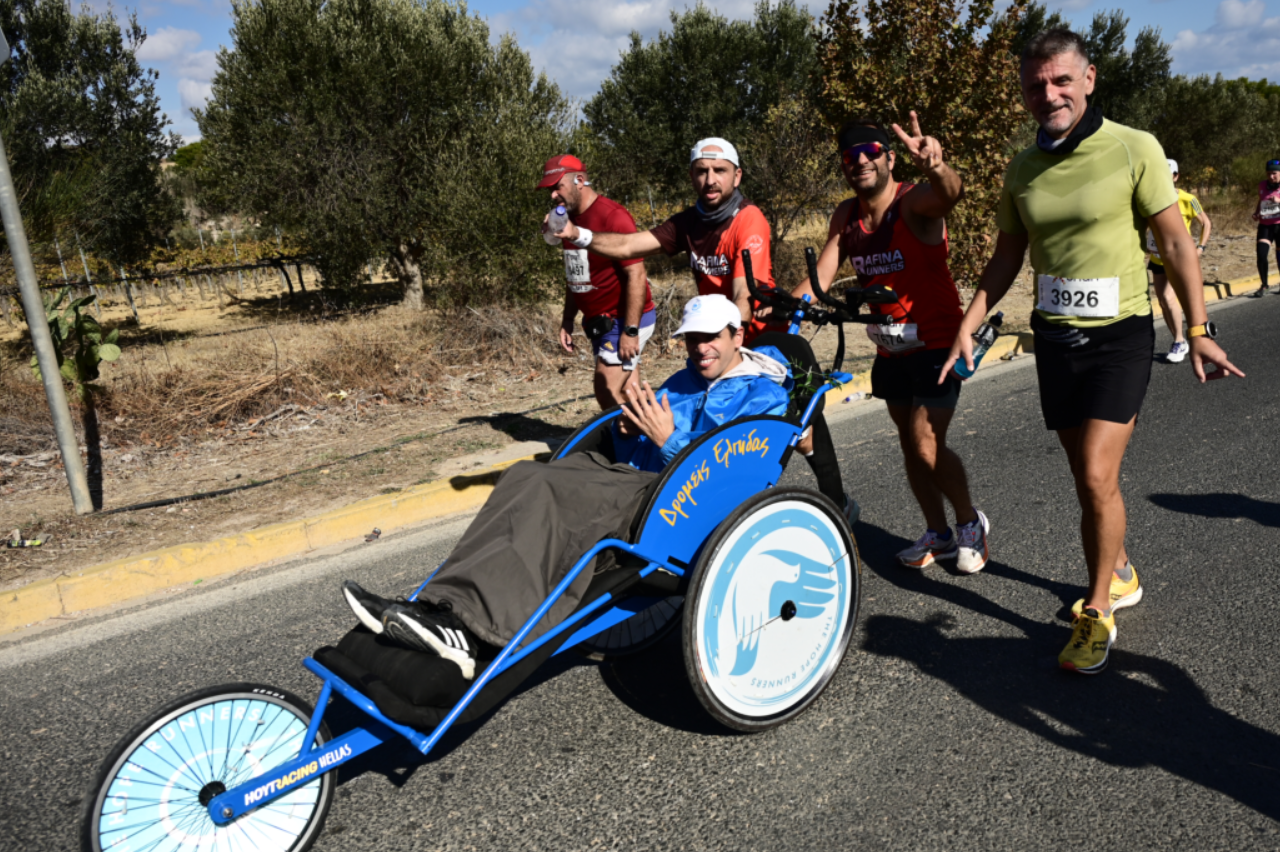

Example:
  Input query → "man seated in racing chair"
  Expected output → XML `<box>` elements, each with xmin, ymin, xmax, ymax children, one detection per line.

<box><xmin>341</xmin><ymin>294</ymin><xmax>794</xmax><ymax>680</ymax></box>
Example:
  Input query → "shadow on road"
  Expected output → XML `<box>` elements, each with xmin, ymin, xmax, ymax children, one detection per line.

<box><xmin>853</xmin><ymin>521</ymin><xmax>1280</xmax><ymax>820</ymax></box>
<box><xmin>863</xmin><ymin>612</ymin><xmax>1280</xmax><ymax>821</ymax></box>
<box><xmin>598</xmin><ymin>626</ymin><xmax>738</xmax><ymax>738</ymax></box>
<box><xmin>1148</xmin><ymin>492</ymin><xmax>1280</xmax><ymax>528</ymax></box>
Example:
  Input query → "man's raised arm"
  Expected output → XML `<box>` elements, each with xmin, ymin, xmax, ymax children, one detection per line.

<box><xmin>552</xmin><ymin>220</ymin><xmax>665</xmax><ymax>260</ymax></box>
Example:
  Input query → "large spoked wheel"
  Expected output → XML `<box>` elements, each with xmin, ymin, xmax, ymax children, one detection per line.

<box><xmin>579</xmin><ymin>595</ymin><xmax>683</xmax><ymax>657</ymax></box>
<box><xmin>81</xmin><ymin>683</ymin><xmax>335</xmax><ymax>852</ymax></box>
<box><xmin>683</xmin><ymin>488</ymin><xmax>860</xmax><ymax>732</ymax></box>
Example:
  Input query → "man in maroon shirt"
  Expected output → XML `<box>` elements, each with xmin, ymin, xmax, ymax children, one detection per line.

<box><xmin>538</xmin><ymin>155</ymin><xmax>656</xmax><ymax>410</ymax></box>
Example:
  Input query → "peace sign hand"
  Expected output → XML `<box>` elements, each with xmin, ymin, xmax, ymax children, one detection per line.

<box><xmin>891</xmin><ymin>110</ymin><xmax>944</xmax><ymax>173</ymax></box>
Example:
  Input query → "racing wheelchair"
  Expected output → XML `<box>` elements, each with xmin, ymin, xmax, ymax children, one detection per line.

<box><xmin>80</xmin><ymin>249</ymin><xmax>900</xmax><ymax>852</ymax></box>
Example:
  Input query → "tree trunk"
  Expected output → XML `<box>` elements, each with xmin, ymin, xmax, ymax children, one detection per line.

<box><xmin>395</xmin><ymin>244</ymin><xmax>425</xmax><ymax>310</ymax></box>
<box><xmin>81</xmin><ymin>393</ymin><xmax>103</xmax><ymax>511</ymax></box>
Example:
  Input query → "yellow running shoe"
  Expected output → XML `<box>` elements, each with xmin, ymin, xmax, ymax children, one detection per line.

<box><xmin>1070</xmin><ymin>562</ymin><xmax>1143</xmax><ymax>619</ymax></box>
<box><xmin>1059</xmin><ymin>607</ymin><xmax>1116</xmax><ymax>674</ymax></box>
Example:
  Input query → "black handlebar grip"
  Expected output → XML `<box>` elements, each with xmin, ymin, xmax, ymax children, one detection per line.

<box><xmin>741</xmin><ymin>249</ymin><xmax>767</xmax><ymax>301</ymax></box>
<box><xmin>804</xmin><ymin>246</ymin><xmax>845</xmax><ymax>309</ymax></box>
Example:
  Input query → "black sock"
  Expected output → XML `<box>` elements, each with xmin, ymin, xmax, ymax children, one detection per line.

<box><xmin>804</xmin><ymin>415</ymin><xmax>846</xmax><ymax>506</ymax></box>
<box><xmin>1258</xmin><ymin>242</ymin><xmax>1271</xmax><ymax>288</ymax></box>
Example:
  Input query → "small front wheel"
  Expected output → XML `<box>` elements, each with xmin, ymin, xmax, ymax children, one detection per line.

<box><xmin>683</xmin><ymin>488</ymin><xmax>860</xmax><ymax>732</ymax></box>
<box><xmin>81</xmin><ymin>683</ymin><xmax>334</xmax><ymax>852</ymax></box>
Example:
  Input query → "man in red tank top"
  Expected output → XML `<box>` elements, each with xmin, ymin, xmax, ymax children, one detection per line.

<box><xmin>792</xmin><ymin>115</ymin><xmax>989</xmax><ymax>574</ymax></box>
<box><xmin>537</xmin><ymin>155</ymin><xmax>657</xmax><ymax>410</ymax></box>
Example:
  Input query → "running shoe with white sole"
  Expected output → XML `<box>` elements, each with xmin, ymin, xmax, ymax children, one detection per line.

<box><xmin>1070</xmin><ymin>562</ymin><xmax>1143</xmax><ymax>618</ymax></box>
<box><xmin>897</xmin><ymin>528</ymin><xmax>958</xmax><ymax>568</ymax></box>
<box><xmin>955</xmin><ymin>510</ymin><xmax>990</xmax><ymax>574</ymax></box>
<box><xmin>383</xmin><ymin>599</ymin><xmax>479</xmax><ymax>679</ymax></box>
<box><xmin>1166</xmin><ymin>340</ymin><xmax>1189</xmax><ymax>363</ymax></box>
<box><xmin>1059</xmin><ymin>607</ymin><xmax>1116</xmax><ymax>674</ymax></box>
<box><xmin>343</xmin><ymin>580</ymin><xmax>398</xmax><ymax>634</ymax></box>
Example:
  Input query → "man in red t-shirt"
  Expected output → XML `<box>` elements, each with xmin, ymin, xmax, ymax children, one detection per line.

<box><xmin>538</xmin><ymin>155</ymin><xmax>656</xmax><ymax>410</ymax></box>
<box><xmin>550</xmin><ymin>138</ymin><xmax>773</xmax><ymax>342</ymax></box>
<box><xmin>792</xmin><ymin>115</ymin><xmax>988</xmax><ymax>575</ymax></box>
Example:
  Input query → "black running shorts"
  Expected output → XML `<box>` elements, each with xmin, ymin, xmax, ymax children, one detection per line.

<box><xmin>1147</xmin><ymin>259</ymin><xmax>1165</xmax><ymax>275</ymax></box>
<box><xmin>1031</xmin><ymin>312</ymin><xmax>1154</xmax><ymax>431</ymax></box>
<box><xmin>1257</xmin><ymin>223</ymin><xmax>1280</xmax><ymax>243</ymax></box>
<box><xmin>871</xmin><ymin>347</ymin><xmax>961</xmax><ymax>409</ymax></box>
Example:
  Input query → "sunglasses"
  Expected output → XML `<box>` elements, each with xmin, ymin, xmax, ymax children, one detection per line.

<box><xmin>1269</xmin><ymin>160</ymin><xmax>1280</xmax><ymax>170</ymax></box>
<box><xmin>841</xmin><ymin>142</ymin><xmax>887</xmax><ymax>166</ymax></box>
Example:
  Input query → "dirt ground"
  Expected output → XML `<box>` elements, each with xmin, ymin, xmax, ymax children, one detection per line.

<box><xmin>0</xmin><ymin>204</ymin><xmax>1259</xmax><ymax>594</ymax></box>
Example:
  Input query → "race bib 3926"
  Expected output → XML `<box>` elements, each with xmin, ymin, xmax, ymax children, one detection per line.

<box><xmin>1036</xmin><ymin>275</ymin><xmax>1119</xmax><ymax>318</ymax></box>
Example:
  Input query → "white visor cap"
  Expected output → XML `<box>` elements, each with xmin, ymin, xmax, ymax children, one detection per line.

<box><xmin>672</xmin><ymin>294</ymin><xmax>742</xmax><ymax>338</ymax></box>
<box><xmin>1167</xmin><ymin>158</ymin><xmax>1179</xmax><ymax>175</ymax></box>
<box><xmin>690</xmin><ymin>137</ymin><xmax>740</xmax><ymax>167</ymax></box>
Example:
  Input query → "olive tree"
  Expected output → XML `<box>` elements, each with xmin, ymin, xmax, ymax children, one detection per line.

<box><xmin>197</xmin><ymin>0</ymin><xmax>571</xmax><ymax>307</ymax></box>
<box><xmin>584</xmin><ymin>0</ymin><xmax>828</xmax><ymax>234</ymax></box>
<box><xmin>0</xmin><ymin>0</ymin><xmax>179</xmax><ymax>263</ymax></box>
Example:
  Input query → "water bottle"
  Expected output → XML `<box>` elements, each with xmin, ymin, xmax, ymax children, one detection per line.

<box><xmin>953</xmin><ymin>311</ymin><xmax>1004</xmax><ymax>379</ymax></box>
<box><xmin>544</xmin><ymin>205</ymin><xmax>569</xmax><ymax>246</ymax></box>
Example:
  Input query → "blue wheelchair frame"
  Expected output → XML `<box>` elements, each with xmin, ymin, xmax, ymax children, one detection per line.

<box><xmin>205</xmin><ymin>363</ymin><xmax>852</xmax><ymax>824</ymax></box>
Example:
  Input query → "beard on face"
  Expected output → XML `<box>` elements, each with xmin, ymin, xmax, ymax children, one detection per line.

<box><xmin>849</xmin><ymin>159</ymin><xmax>892</xmax><ymax>196</ymax></box>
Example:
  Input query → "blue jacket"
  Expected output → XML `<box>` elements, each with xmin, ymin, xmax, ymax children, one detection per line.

<box><xmin>614</xmin><ymin>346</ymin><xmax>791</xmax><ymax>473</ymax></box>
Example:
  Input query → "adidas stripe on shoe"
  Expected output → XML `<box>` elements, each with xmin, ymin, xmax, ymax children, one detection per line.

<box><xmin>383</xmin><ymin>601</ymin><xmax>479</xmax><ymax>680</ymax></box>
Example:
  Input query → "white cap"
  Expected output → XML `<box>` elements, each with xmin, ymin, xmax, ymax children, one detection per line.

<box><xmin>690</xmin><ymin>137</ymin><xmax>740</xmax><ymax>167</ymax></box>
<box><xmin>1167</xmin><ymin>158</ymin><xmax>1179</xmax><ymax>175</ymax></box>
<box><xmin>672</xmin><ymin>294</ymin><xmax>741</xmax><ymax>337</ymax></box>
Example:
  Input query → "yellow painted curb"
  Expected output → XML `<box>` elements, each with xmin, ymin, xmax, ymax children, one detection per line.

<box><xmin>0</xmin><ymin>271</ymin><xmax>1259</xmax><ymax>634</ymax></box>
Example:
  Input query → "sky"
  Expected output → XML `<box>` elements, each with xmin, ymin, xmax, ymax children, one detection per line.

<box><xmin>120</xmin><ymin>0</ymin><xmax>1280</xmax><ymax>143</ymax></box>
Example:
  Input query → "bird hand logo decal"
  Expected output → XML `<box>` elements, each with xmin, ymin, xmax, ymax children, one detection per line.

<box><xmin>711</xmin><ymin>550</ymin><xmax>837</xmax><ymax>677</ymax></box>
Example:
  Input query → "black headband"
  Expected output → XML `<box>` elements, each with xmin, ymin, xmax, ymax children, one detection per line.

<box><xmin>838</xmin><ymin>124</ymin><xmax>891</xmax><ymax>152</ymax></box>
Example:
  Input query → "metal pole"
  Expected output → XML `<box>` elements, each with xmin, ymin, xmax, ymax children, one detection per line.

<box><xmin>0</xmin><ymin>128</ymin><xmax>93</xmax><ymax>513</ymax></box>
<box><xmin>118</xmin><ymin>263</ymin><xmax>139</xmax><ymax>323</ymax></box>
<box><xmin>74</xmin><ymin>231</ymin><xmax>99</xmax><ymax>317</ymax></box>
<box><xmin>54</xmin><ymin>236</ymin><xmax>69</xmax><ymax>284</ymax></box>
<box><xmin>230</xmin><ymin>228</ymin><xmax>243</xmax><ymax>294</ymax></box>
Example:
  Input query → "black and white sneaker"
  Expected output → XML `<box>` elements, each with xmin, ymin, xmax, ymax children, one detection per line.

<box><xmin>343</xmin><ymin>580</ymin><xmax>399</xmax><ymax>634</ymax></box>
<box><xmin>383</xmin><ymin>600</ymin><xmax>479</xmax><ymax>679</ymax></box>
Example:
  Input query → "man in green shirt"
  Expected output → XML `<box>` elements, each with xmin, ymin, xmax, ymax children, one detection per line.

<box><xmin>941</xmin><ymin>28</ymin><xmax>1243</xmax><ymax>674</ymax></box>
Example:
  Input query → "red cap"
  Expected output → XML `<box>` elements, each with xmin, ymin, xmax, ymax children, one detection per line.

<box><xmin>536</xmin><ymin>154</ymin><xmax>586</xmax><ymax>189</ymax></box>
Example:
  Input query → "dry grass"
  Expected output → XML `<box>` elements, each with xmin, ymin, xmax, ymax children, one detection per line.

<box><xmin>1199</xmin><ymin>187</ymin><xmax>1258</xmax><ymax>236</ymax></box>
<box><xmin>0</xmin><ymin>275</ymin><xmax>707</xmax><ymax>453</ymax></box>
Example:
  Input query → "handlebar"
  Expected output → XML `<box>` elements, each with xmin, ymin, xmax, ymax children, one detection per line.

<box><xmin>740</xmin><ymin>248</ymin><xmax>901</xmax><ymax>329</ymax></box>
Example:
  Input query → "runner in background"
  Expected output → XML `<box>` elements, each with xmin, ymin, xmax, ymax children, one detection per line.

<box><xmin>538</xmin><ymin>155</ymin><xmax>656</xmax><ymax>410</ymax></box>
<box><xmin>1146</xmin><ymin>159</ymin><xmax>1210</xmax><ymax>363</ymax></box>
<box><xmin>549</xmin><ymin>139</ymin><xmax>860</xmax><ymax>525</ymax></box>
<box><xmin>1252</xmin><ymin>158</ymin><xmax>1280</xmax><ymax>297</ymax></box>
<box><xmin>792</xmin><ymin>114</ymin><xmax>988</xmax><ymax>574</ymax></box>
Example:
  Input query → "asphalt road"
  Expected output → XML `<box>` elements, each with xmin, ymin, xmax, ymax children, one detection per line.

<box><xmin>3</xmin><ymin>294</ymin><xmax>1278</xmax><ymax>852</ymax></box>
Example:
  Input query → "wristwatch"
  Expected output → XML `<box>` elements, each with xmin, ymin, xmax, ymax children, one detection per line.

<box><xmin>623</xmin><ymin>325</ymin><xmax>640</xmax><ymax>337</ymax></box>
<box><xmin>1187</xmin><ymin>321</ymin><xmax>1217</xmax><ymax>339</ymax></box>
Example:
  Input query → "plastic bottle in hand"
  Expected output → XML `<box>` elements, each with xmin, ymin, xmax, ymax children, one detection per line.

<box><xmin>544</xmin><ymin>205</ymin><xmax>569</xmax><ymax>246</ymax></box>
<box><xmin>953</xmin><ymin>311</ymin><xmax>1004</xmax><ymax>379</ymax></box>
